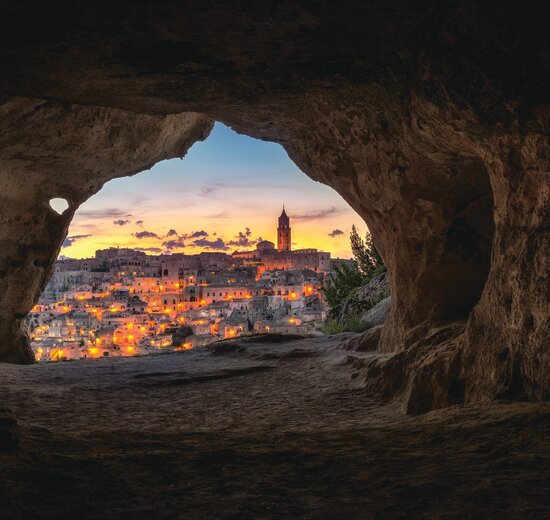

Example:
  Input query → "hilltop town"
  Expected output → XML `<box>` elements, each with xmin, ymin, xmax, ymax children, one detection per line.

<box><xmin>28</xmin><ymin>209</ymin><xmax>341</xmax><ymax>361</ymax></box>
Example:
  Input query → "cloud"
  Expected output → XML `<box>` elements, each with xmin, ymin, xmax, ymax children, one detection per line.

<box><xmin>205</xmin><ymin>211</ymin><xmax>228</xmax><ymax>219</ymax></box>
<box><xmin>162</xmin><ymin>238</ymin><xmax>186</xmax><ymax>250</ymax></box>
<box><xmin>135</xmin><ymin>220</ymin><xmax>144</xmax><ymax>227</ymax></box>
<box><xmin>166</xmin><ymin>229</ymin><xmax>178</xmax><ymax>237</ymax></box>
<box><xmin>62</xmin><ymin>234</ymin><xmax>91</xmax><ymax>248</ymax></box>
<box><xmin>134</xmin><ymin>230</ymin><xmax>159</xmax><ymax>239</ymax></box>
<box><xmin>328</xmin><ymin>229</ymin><xmax>344</xmax><ymax>237</ymax></box>
<box><xmin>78</xmin><ymin>208</ymin><xmax>131</xmax><ymax>219</ymax></box>
<box><xmin>193</xmin><ymin>237</ymin><xmax>230</xmax><ymax>251</ymax></box>
<box><xmin>134</xmin><ymin>247</ymin><xmax>163</xmax><ymax>253</ymax></box>
<box><xmin>227</xmin><ymin>228</ymin><xmax>257</xmax><ymax>248</ymax></box>
<box><xmin>182</xmin><ymin>230</ymin><xmax>209</xmax><ymax>239</ymax></box>
<box><xmin>113</xmin><ymin>219</ymin><xmax>131</xmax><ymax>226</ymax></box>
<box><xmin>198</xmin><ymin>186</ymin><xmax>216</xmax><ymax>197</ymax></box>
<box><xmin>292</xmin><ymin>206</ymin><xmax>343</xmax><ymax>222</ymax></box>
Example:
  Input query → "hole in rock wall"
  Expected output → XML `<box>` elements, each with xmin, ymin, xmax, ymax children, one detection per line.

<box><xmin>49</xmin><ymin>198</ymin><xmax>69</xmax><ymax>215</ymax></box>
<box><xmin>29</xmin><ymin>123</ymin><xmax>368</xmax><ymax>362</ymax></box>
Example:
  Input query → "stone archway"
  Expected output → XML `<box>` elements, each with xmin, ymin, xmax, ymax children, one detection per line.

<box><xmin>0</xmin><ymin>1</ymin><xmax>548</xmax><ymax>412</ymax></box>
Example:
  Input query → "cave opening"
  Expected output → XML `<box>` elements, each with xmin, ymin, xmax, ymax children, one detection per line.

<box><xmin>28</xmin><ymin>122</ymin><xmax>367</xmax><ymax>363</ymax></box>
<box><xmin>49</xmin><ymin>198</ymin><xmax>70</xmax><ymax>215</ymax></box>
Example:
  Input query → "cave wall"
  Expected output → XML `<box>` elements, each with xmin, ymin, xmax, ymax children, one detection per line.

<box><xmin>0</xmin><ymin>1</ymin><xmax>547</xmax><ymax>410</ymax></box>
<box><xmin>0</xmin><ymin>98</ymin><xmax>212</xmax><ymax>362</ymax></box>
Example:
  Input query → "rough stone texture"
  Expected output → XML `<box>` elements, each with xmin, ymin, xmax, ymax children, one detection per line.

<box><xmin>362</xmin><ymin>297</ymin><xmax>391</xmax><ymax>328</ymax></box>
<box><xmin>0</xmin><ymin>407</ymin><xmax>19</xmax><ymax>451</ymax></box>
<box><xmin>0</xmin><ymin>2</ymin><xmax>548</xmax><ymax>410</ymax></box>
<box><xmin>2</xmin><ymin>341</ymin><xmax>550</xmax><ymax>518</ymax></box>
<box><xmin>335</xmin><ymin>272</ymin><xmax>390</xmax><ymax>325</ymax></box>
<box><xmin>342</xmin><ymin>325</ymin><xmax>383</xmax><ymax>353</ymax></box>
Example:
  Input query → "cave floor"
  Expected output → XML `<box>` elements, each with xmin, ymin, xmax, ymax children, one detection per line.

<box><xmin>1</xmin><ymin>335</ymin><xmax>550</xmax><ymax>519</ymax></box>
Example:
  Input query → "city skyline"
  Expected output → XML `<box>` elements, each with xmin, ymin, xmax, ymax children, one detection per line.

<box><xmin>59</xmin><ymin>123</ymin><xmax>366</xmax><ymax>260</ymax></box>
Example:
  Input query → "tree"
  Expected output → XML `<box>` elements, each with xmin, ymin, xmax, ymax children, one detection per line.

<box><xmin>350</xmin><ymin>225</ymin><xmax>385</xmax><ymax>278</ymax></box>
<box><xmin>321</xmin><ymin>262</ymin><xmax>367</xmax><ymax>309</ymax></box>
<box><xmin>322</xmin><ymin>226</ymin><xmax>387</xmax><ymax>313</ymax></box>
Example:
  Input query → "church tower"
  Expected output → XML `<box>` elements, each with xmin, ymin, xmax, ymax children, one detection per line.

<box><xmin>277</xmin><ymin>206</ymin><xmax>291</xmax><ymax>251</ymax></box>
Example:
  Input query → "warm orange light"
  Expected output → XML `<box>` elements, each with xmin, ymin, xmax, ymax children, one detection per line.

<box><xmin>289</xmin><ymin>318</ymin><xmax>295</xmax><ymax>324</ymax></box>
<box><xmin>200</xmin><ymin>300</ymin><xmax>207</xmax><ymax>305</ymax></box>
<box><xmin>89</xmin><ymin>347</ymin><xmax>99</xmax><ymax>355</ymax></box>
<box><xmin>127</xmin><ymin>346</ymin><xmax>135</xmax><ymax>353</ymax></box>
<box><xmin>139</xmin><ymin>326</ymin><xmax>146</xmax><ymax>332</ymax></box>
<box><xmin>228</xmin><ymin>329</ymin><xmax>235</xmax><ymax>336</ymax></box>
<box><xmin>127</xmin><ymin>323</ymin><xmax>133</xmax><ymax>330</ymax></box>
<box><xmin>164</xmin><ymin>308</ymin><xmax>171</xmax><ymax>314</ymax></box>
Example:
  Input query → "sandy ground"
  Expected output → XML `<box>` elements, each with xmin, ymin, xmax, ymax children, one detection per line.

<box><xmin>1</xmin><ymin>334</ymin><xmax>550</xmax><ymax>519</ymax></box>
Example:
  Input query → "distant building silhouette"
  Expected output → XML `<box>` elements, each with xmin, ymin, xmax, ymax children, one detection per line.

<box><xmin>277</xmin><ymin>206</ymin><xmax>291</xmax><ymax>251</ymax></box>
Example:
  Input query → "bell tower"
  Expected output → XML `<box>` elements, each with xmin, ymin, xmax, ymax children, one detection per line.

<box><xmin>277</xmin><ymin>206</ymin><xmax>291</xmax><ymax>251</ymax></box>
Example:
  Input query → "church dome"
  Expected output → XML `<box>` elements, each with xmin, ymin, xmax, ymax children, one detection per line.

<box><xmin>257</xmin><ymin>240</ymin><xmax>275</xmax><ymax>251</ymax></box>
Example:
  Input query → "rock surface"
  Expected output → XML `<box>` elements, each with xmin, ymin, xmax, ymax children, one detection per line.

<box><xmin>335</xmin><ymin>272</ymin><xmax>390</xmax><ymax>325</ymax></box>
<box><xmin>0</xmin><ymin>407</ymin><xmax>19</xmax><ymax>451</ymax></box>
<box><xmin>362</xmin><ymin>297</ymin><xmax>391</xmax><ymax>328</ymax></box>
<box><xmin>1</xmin><ymin>340</ymin><xmax>550</xmax><ymax>518</ymax></box>
<box><xmin>0</xmin><ymin>2</ymin><xmax>548</xmax><ymax>411</ymax></box>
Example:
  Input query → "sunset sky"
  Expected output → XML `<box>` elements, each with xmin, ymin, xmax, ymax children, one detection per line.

<box><xmin>60</xmin><ymin>123</ymin><xmax>366</xmax><ymax>259</ymax></box>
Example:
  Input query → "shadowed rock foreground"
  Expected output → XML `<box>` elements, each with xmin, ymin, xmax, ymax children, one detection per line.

<box><xmin>2</xmin><ymin>336</ymin><xmax>550</xmax><ymax>519</ymax></box>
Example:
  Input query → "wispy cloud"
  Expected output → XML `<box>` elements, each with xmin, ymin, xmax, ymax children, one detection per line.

<box><xmin>135</xmin><ymin>220</ymin><xmax>144</xmax><ymax>227</ymax></box>
<box><xmin>134</xmin><ymin>247</ymin><xmax>163</xmax><ymax>253</ymax></box>
<box><xmin>113</xmin><ymin>219</ymin><xmax>131</xmax><ymax>226</ymax></box>
<box><xmin>62</xmin><ymin>234</ymin><xmax>91</xmax><ymax>248</ymax></box>
<box><xmin>78</xmin><ymin>208</ymin><xmax>131</xmax><ymax>219</ymax></box>
<box><xmin>198</xmin><ymin>186</ymin><xmax>216</xmax><ymax>197</ymax></box>
<box><xmin>166</xmin><ymin>229</ymin><xmax>178</xmax><ymax>237</ymax></box>
<box><xmin>328</xmin><ymin>229</ymin><xmax>344</xmax><ymax>237</ymax></box>
<box><xmin>134</xmin><ymin>230</ymin><xmax>160</xmax><ymax>239</ymax></box>
<box><xmin>292</xmin><ymin>206</ymin><xmax>343</xmax><ymax>222</ymax></box>
<box><xmin>205</xmin><ymin>211</ymin><xmax>228</xmax><ymax>219</ymax></box>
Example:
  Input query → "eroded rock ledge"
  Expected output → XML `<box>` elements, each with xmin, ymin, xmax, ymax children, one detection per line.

<box><xmin>0</xmin><ymin>1</ymin><xmax>548</xmax><ymax>412</ymax></box>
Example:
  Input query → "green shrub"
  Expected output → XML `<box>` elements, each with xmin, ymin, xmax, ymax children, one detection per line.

<box><xmin>321</xmin><ymin>315</ymin><xmax>372</xmax><ymax>334</ymax></box>
<box><xmin>321</xmin><ymin>262</ymin><xmax>368</xmax><ymax>309</ymax></box>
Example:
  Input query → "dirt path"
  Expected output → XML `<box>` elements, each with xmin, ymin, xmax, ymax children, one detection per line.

<box><xmin>1</xmin><ymin>335</ymin><xmax>550</xmax><ymax>519</ymax></box>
